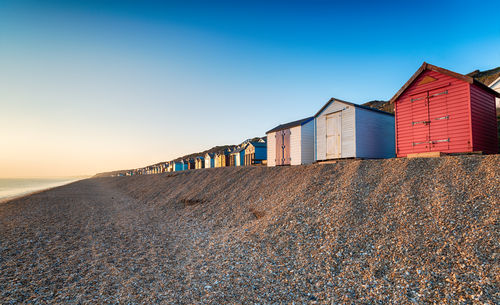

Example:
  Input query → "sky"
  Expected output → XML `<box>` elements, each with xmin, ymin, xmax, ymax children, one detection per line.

<box><xmin>1</xmin><ymin>0</ymin><xmax>499</xmax><ymax>178</ymax></box>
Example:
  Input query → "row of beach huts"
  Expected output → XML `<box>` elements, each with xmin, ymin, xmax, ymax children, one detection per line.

<box><xmin>122</xmin><ymin>139</ymin><xmax>268</xmax><ymax>176</ymax></box>
<box><xmin>120</xmin><ymin>62</ymin><xmax>500</xmax><ymax>176</ymax></box>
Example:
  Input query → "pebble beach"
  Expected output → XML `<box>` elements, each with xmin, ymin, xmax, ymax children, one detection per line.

<box><xmin>1</xmin><ymin>155</ymin><xmax>499</xmax><ymax>304</ymax></box>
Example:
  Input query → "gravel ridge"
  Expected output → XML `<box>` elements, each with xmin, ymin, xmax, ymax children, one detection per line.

<box><xmin>1</xmin><ymin>155</ymin><xmax>499</xmax><ymax>304</ymax></box>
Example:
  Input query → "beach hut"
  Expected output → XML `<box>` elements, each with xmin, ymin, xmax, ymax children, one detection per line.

<box><xmin>244</xmin><ymin>140</ymin><xmax>267</xmax><ymax>165</ymax></box>
<box><xmin>195</xmin><ymin>157</ymin><xmax>205</xmax><ymax>169</ymax></box>
<box><xmin>266</xmin><ymin>117</ymin><xmax>314</xmax><ymax>166</ymax></box>
<box><xmin>229</xmin><ymin>150</ymin><xmax>236</xmax><ymax>166</ymax></box>
<box><xmin>204</xmin><ymin>153</ymin><xmax>215</xmax><ymax>168</ymax></box>
<box><xmin>214</xmin><ymin>153</ymin><xmax>222</xmax><ymax>167</ymax></box>
<box><xmin>230</xmin><ymin>145</ymin><xmax>247</xmax><ymax>167</ymax></box>
<box><xmin>314</xmin><ymin>98</ymin><xmax>395</xmax><ymax>161</ymax></box>
<box><xmin>391</xmin><ymin>62</ymin><xmax>499</xmax><ymax>157</ymax></box>
<box><xmin>224</xmin><ymin>149</ymin><xmax>232</xmax><ymax>167</ymax></box>
<box><xmin>172</xmin><ymin>161</ymin><xmax>184</xmax><ymax>172</ymax></box>
<box><xmin>186</xmin><ymin>159</ymin><xmax>195</xmax><ymax>170</ymax></box>
<box><xmin>489</xmin><ymin>75</ymin><xmax>500</xmax><ymax>108</ymax></box>
<box><xmin>215</xmin><ymin>149</ymin><xmax>230</xmax><ymax>167</ymax></box>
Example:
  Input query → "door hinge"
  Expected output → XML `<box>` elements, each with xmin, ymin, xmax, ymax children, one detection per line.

<box><xmin>413</xmin><ymin>138</ymin><xmax>449</xmax><ymax>146</ymax></box>
<box><xmin>433</xmin><ymin>115</ymin><xmax>449</xmax><ymax>121</ymax></box>
<box><xmin>412</xmin><ymin>120</ymin><xmax>431</xmax><ymax>125</ymax></box>
<box><xmin>411</xmin><ymin>96</ymin><xmax>426</xmax><ymax>102</ymax></box>
<box><xmin>432</xmin><ymin>138</ymin><xmax>450</xmax><ymax>144</ymax></box>
<box><xmin>430</xmin><ymin>90</ymin><xmax>448</xmax><ymax>98</ymax></box>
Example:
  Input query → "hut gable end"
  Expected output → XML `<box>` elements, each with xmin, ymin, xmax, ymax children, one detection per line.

<box><xmin>315</xmin><ymin>99</ymin><xmax>356</xmax><ymax>160</ymax></box>
<box><xmin>390</xmin><ymin>62</ymin><xmax>500</xmax><ymax>104</ymax></box>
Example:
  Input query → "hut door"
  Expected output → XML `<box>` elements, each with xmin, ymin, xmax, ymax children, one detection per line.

<box><xmin>326</xmin><ymin>112</ymin><xmax>341</xmax><ymax>159</ymax></box>
<box><xmin>428</xmin><ymin>89</ymin><xmax>449</xmax><ymax>151</ymax></box>
<box><xmin>283</xmin><ymin>129</ymin><xmax>291</xmax><ymax>165</ymax></box>
<box><xmin>410</xmin><ymin>89</ymin><xmax>449</xmax><ymax>152</ymax></box>
<box><xmin>275</xmin><ymin>131</ymin><xmax>282</xmax><ymax>165</ymax></box>
<box><xmin>410</xmin><ymin>92</ymin><xmax>431</xmax><ymax>153</ymax></box>
<box><xmin>275</xmin><ymin>129</ymin><xmax>291</xmax><ymax>165</ymax></box>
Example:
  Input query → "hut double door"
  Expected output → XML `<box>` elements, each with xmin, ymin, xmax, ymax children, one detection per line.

<box><xmin>244</xmin><ymin>151</ymin><xmax>253</xmax><ymax>166</ymax></box>
<box><xmin>275</xmin><ymin>129</ymin><xmax>291</xmax><ymax>166</ymax></box>
<box><xmin>409</xmin><ymin>88</ymin><xmax>450</xmax><ymax>152</ymax></box>
<box><xmin>326</xmin><ymin>112</ymin><xmax>342</xmax><ymax>159</ymax></box>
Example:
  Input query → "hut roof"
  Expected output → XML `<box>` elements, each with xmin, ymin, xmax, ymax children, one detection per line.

<box><xmin>315</xmin><ymin>97</ymin><xmax>394</xmax><ymax>118</ymax></box>
<box><xmin>489</xmin><ymin>75</ymin><xmax>500</xmax><ymax>87</ymax></box>
<box><xmin>389</xmin><ymin>62</ymin><xmax>500</xmax><ymax>104</ymax></box>
<box><xmin>248</xmin><ymin>141</ymin><xmax>267</xmax><ymax>148</ymax></box>
<box><xmin>266</xmin><ymin>117</ymin><xmax>314</xmax><ymax>134</ymax></box>
<box><xmin>231</xmin><ymin>145</ymin><xmax>248</xmax><ymax>154</ymax></box>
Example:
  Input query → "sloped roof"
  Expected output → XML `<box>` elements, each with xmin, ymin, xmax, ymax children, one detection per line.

<box><xmin>467</xmin><ymin>66</ymin><xmax>500</xmax><ymax>87</ymax></box>
<box><xmin>231</xmin><ymin>144</ymin><xmax>248</xmax><ymax>154</ymax></box>
<box><xmin>389</xmin><ymin>62</ymin><xmax>500</xmax><ymax>104</ymax></box>
<box><xmin>248</xmin><ymin>141</ymin><xmax>267</xmax><ymax>148</ymax></box>
<box><xmin>215</xmin><ymin>148</ymin><xmax>232</xmax><ymax>155</ymax></box>
<box><xmin>315</xmin><ymin>97</ymin><xmax>394</xmax><ymax>117</ymax></box>
<box><xmin>266</xmin><ymin>117</ymin><xmax>314</xmax><ymax>134</ymax></box>
<box><xmin>489</xmin><ymin>75</ymin><xmax>500</xmax><ymax>88</ymax></box>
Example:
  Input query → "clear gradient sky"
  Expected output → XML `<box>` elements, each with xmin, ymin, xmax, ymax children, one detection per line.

<box><xmin>1</xmin><ymin>0</ymin><xmax>499</xmax><ymax>178</ymax></box>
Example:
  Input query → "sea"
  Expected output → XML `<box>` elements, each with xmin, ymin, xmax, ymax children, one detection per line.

<box><xmin>0</xmin><ymin>178</ymin><xmax>80</xmax><ymax>202</ymax></box>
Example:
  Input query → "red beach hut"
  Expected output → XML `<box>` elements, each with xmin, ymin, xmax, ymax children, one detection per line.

<box><xmin>390</xmin><ymin>62</ymin><xmax>499</xmax><ymax>157</ymax></box>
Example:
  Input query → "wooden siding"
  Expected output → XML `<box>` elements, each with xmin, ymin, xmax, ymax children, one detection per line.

<box><xmin>204</xmin><ymin>156</ymin><xmax>214</xmax><ymax>168</ymax></box>
<box><xmin>267</xmin><ymin>131</ymin><xmax>276</xmax><ymax>167</ymax></box>
<box><xmin>300</xmin><ymin>120</ymin><xmax>315</xmax><ymax>164</ymax></box>
<box><xmin>214</xmin><ymin>155</ymin><xmax>221</xmax><ymax>168</ymax></box>
<box><xmin>490</xmin><ymin>78</ymin><xmax>500</xmax><ymax>107</ymax></box>
<box><xmin>290</xmin><ymin>126</ymin><xmax>302</xmax><ymax>165</ymax></box>
<box><xmin>234</xmin><ymin>151</ymin><xmax>244</xmax><ymax>166</ymax></box>
<box><xmin>173</xmin><ymin>162</ymin><xmax>183</xmax><ymax>171</ymax></box>
<box><xmin>315</xmin><ymin>101</ymin><xmax>355</xmax><ymax>160</ymax></box>
<box><xmin>395</xmin><ymin>69</ymin><xmax>472</xmax><ymax>157</ymax></box>
<box><xmin>355</xmin><ymin>107</ymin><xmax>395</xmax><ymax>159</ymax></box>
<box><xmin>244</xmin><ymin>145</ymin><xmax>254</xmax><ymax>166</ymax></box>
<box><xmin>470</xmin><ymin>84</ymin><xmax>499</xmax><ymax>154</ymax></box>
<box><xmin>245</xmin><ymin>143</ymin><xmax>267</xmax><ymax>165</ymax></box>
<box><xmin>255</xmin><ymin>145</ymin><xmax>267</xmax><ymax>161</ymax></box>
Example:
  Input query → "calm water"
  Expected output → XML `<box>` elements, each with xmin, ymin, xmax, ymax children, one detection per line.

<box><xmin>0</xmin><ymin>178</ymin><xmax>79</xmax><ymax>201</ymax></box>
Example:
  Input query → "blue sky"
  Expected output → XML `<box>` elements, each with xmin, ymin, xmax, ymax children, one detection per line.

<box><xmin>1</xmin><ymin>0</ymin><xmax>499</xmax><ymax>177</ymax></box>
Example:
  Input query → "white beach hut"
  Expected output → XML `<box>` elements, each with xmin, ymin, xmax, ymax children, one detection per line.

<box><xmin>266</xmin><ymin>117</ymin><xmax>314</xmax><ymax>167</ymax></box>
<box><xmin>204</xmin><ymin>153</ymin><xmax>215</xmax><ymax>168</ymax></box>
<box><xmin>314</xmin><ymin>98</ymin><xmax>395</xmax><ymax>161</ymax></box>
